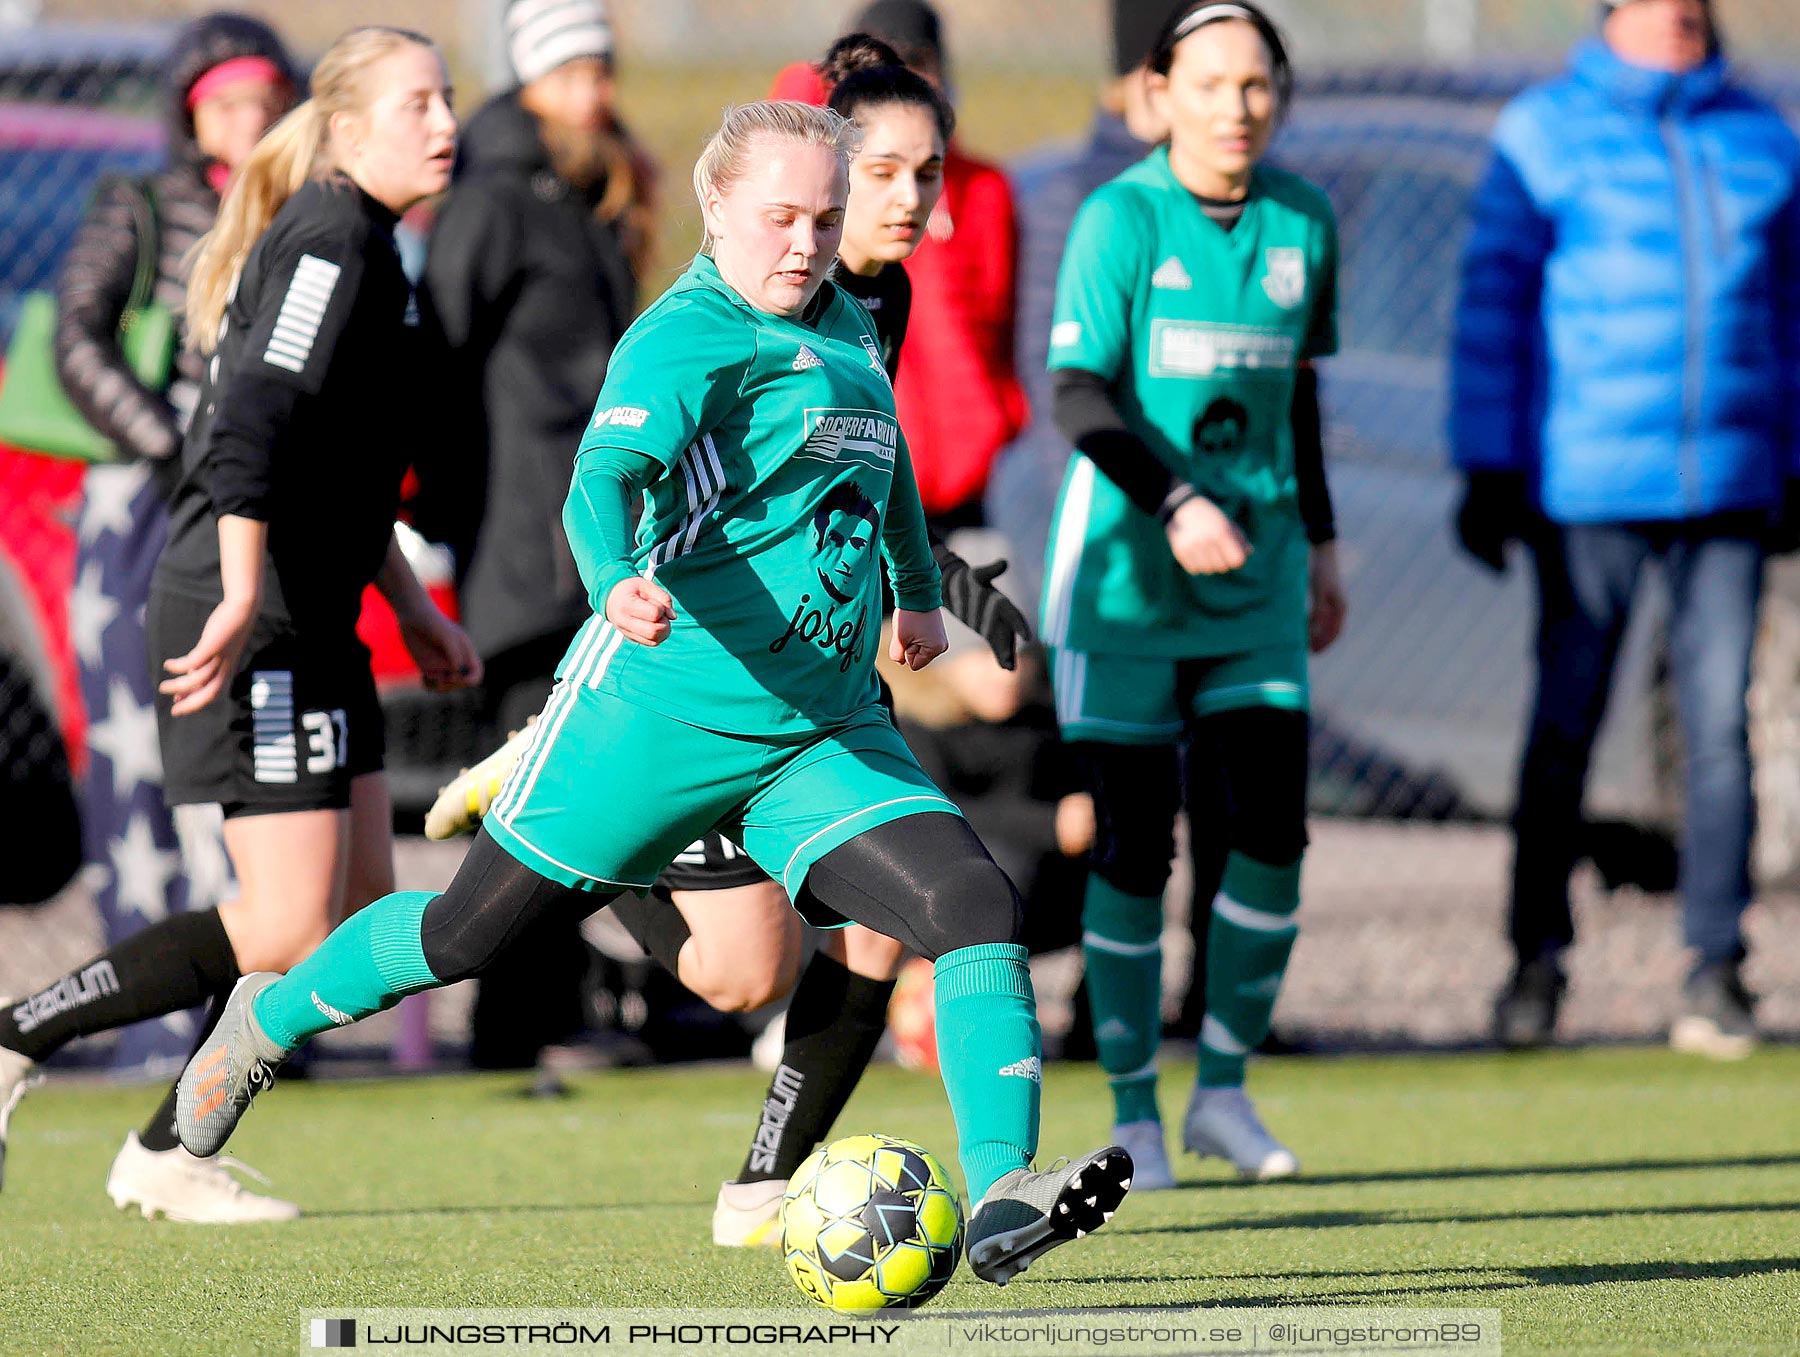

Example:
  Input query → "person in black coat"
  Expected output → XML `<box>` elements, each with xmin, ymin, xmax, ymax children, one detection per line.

<box><xmin>46</xmin><ymin>11</ymin><xmax>300</xmax><ymax>1220</ymax></box>
<box><xmin>421</xmin><ymin>0</ymin><xmax>654</xmax><ymax>1072</ymax></box>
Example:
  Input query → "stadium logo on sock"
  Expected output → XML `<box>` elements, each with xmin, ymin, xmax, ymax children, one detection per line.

<box><xmin>310</xmin><ymin>1318</ymin><xmax>356</xmax><ymax>1348</ymax></box>
<box><xmin>311</xmin><ymin>991</ymin><xmax>353</xmax><ymax>1027</ymax></box>
<box><xmin>997</xmin><ymin>1057</ymin><xmax>1042</xmax><ymax>1082</ymax></box>
<box><xmin>13</xmin><ymin>961</ymin><xmax>119</xmax><ymax>1035</ymax></box>
<box><xmin>748</xmin><ymin>1064</ymin><xmax>806</xmax><ymax>1175</ymax></box>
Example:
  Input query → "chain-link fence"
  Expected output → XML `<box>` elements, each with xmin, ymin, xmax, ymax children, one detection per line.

<box><xmin>2</xmin><ymin>1</ymin><xmax>1797</xmax><ymax>1045</ymax></box>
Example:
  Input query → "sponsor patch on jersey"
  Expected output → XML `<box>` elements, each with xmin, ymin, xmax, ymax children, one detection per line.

<box><xmin>593</xmin><ymin>405</ymin><xmax>651</xmax><ymax>430</ymax></box>
<box><xmin>1148</xmin><ymin>320</ymin><xmax>1296</xmax><ymax>379</ymax></box>
<box><xmin>1050</xmin><ymin>320</ymin><xmax>1084</xmax><ymax>350</ymax></box>
<box><xmin>1151</xmin><ymin>256</ymin><xmax>1192</xmax><ymax>290</ymax></box>
<box><xmin>793</xmin><ymin>345</ymin><xmax>824</xmax><ymax>371</ymax></box>
<box><xmin>796</xmin><ymin>406</ymin><xmax>899</xmax><ymax>467</ymax></box>
<box><xmin>263</xmin><ymin>254</ymin><xmax>341</xmax><ymax>375</ymax></box>
<box><xmin>1261</xmin><ymin>247</ymin><xmax>1307</xmax><ymax>309</ymax></box>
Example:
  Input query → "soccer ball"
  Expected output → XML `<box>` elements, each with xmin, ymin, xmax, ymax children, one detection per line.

<box><xmin>781</xmin><ymin>1133</ymin><xmax>963</xmax><ymax>1312</ymax></box>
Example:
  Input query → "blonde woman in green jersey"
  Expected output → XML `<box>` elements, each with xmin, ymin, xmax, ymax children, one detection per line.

<box><xmin>176</xmin><ymin>99</ymin><xmax>1131</xmax><ymax>1289</ymax></box>
<box><xmin>1045</xmin><ymin>0</ymin><xmax>1346</xmax><ymax>1188</ymax></box>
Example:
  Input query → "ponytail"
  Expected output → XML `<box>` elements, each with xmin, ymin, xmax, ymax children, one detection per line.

<box><xmin>185</xmin><ymin>101</ymin><xmax>324</xmax><ymax>352</ymax></box>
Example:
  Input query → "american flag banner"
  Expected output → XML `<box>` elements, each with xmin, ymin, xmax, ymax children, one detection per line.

<box><xmin>71</xmin><ymin>463</ymin><xmax>233</xmax><ymax>1070</ymax></box>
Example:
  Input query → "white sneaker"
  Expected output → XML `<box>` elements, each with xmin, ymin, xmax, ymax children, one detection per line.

<box><xmin>712</xmin><ymin>1178</ymin><xmax>787</xmax><ymax>1247</ymax></box>
<box><xmin>0</xmin><ymin>1037</ymin><xmax>41</xmax><ymax>1192</ymax></box>
<box><xmin>1111</xmin><ymin>1120</ymin><xmax>1176</xmax><ymax>1191</ymax></box>
<box><xmin>1182</xmin><ymin>1085</ymin><xmax>1299</xmax><ymax>1181</ymax></box>
<box><xmin>423</xmin><ymin>718</ymin><xmax>537</xmax><ymax>840</ymax></box>
<box><xmin>105</xmin><ymin>1131</ymin><xmax>300</xmax><ymax>1223</ymax></box>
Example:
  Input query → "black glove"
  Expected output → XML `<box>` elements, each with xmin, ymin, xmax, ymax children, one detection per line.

<box><xmin>1455</xmin><ymin>470</ymin><xmax>1532</xmax><ymax>574</ymax></box>
<box><xmin>1769</xmin><ymin>478</ymin><xmax>1800</xmax><ymax>556</ymax></box>
<box><xmin>934</xmin><ymin>546</ymin><xmax>1034</xmax><ymax>671</ymax></box>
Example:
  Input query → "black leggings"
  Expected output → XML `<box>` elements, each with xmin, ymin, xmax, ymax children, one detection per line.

<box><xmin>1077</xmin><ymin>707</ymin><xmax>1310</xmax><ymax>899</ymax></box>
<box><xmin>421</xmin><ymin>812</ymin><xmax>1020</xmax><ymax>984</ymax></box>
<box><xmin>795</xmin><ymin>812</ymin><xmax>1022</xmax><ymax>960</ymax></box>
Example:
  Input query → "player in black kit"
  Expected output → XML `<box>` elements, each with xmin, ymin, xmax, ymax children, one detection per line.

<box><xmin>0</xmin><ymin>27</ymin><xmax>479</xmax><ymax>1214</ymax></box>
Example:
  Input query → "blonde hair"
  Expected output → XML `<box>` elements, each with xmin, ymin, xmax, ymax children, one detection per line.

<box><xmin>186</xmin><ymin>26</ymin><xmax>436</xmax><ymax>353</ymax></box>
<box><xmin>692</xmin><ymin>100</ymin><xmax>862</xmax><ymax>255</ymax></box>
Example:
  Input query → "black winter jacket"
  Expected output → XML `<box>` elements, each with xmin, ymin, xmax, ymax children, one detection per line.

<box><xmin>52</xmin><ymin>15</ymin><xmax>298</xmax><ymax>485</ymax></box>
<box><xmin>421</xmin><ymin>91</ymin><xmax>637</xmax><ymax>661</ymax></box>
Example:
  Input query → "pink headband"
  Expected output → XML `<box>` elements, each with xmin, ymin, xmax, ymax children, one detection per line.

<box><xmin>187</xmin><ymin>56</ymin><xmax>288</xmax><ymax>110</ymax></box>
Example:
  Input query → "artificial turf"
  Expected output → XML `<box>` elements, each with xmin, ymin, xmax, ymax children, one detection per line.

<box><xmin>3</xmin><ymin>1046</ymin><xmax>1797</xmax><ymax>1355</ymax></box>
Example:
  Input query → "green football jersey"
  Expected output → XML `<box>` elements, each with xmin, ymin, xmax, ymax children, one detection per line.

<box><xmin>562</xmin><ymin>253</ymin><xmax>938</xmax><ymax>737</ymax></box>
<box><xmin>1042</xmin><ymin>147</ymin><xmax>1338</xmax><ymax>659</ymax></box>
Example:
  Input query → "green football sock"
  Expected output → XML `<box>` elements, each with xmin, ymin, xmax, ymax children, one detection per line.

<box><xmin>933</xmin><ymin>942</ymin><xmax>1041</xmax><ymax>1203</ymax></box>
<box><xmin>1082</xmin><ymin>878</ymin><xmax>1164</xmax><ymax>1125</ymax></box>
<box><xmin>1197</xmin><ymin>853</ymin><xmax>1300</xmax><ymax>1088</ymax></box>
<box><xmin>253</xmin><ymin>891</ymin><xmax>442</xmax><ymax>1050</ymax></box>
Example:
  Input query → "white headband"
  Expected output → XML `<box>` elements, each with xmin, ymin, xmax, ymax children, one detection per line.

<box><xmin>1171</xmin><ymin>3</ymin><xmax>1259</xmax><ymax>43</ymax></box>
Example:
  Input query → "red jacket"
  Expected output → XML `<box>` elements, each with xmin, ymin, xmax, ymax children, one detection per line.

<box><xmin>894</xmin><ymin>145</ymin><xmax>1026</xmax><ymax>517</ymax></box>
<box><xmin>766</xmin><ymin>61</ymin><xmax>1026</xmax><ymax>518</ymax></box>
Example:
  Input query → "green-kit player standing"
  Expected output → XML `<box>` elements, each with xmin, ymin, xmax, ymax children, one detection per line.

<box><xmin>1045</xmin><ymin>0</ymin><xmax>1347</xmax><ymax>1187</ymax></box>
<box><xmin>175</xmin><ymin>100</ymin><xmax>1131</xmax><ymax>1288</ymax></box>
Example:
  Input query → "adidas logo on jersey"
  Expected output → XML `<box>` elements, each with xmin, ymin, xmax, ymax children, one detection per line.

<box><xmin>1152</xmin><ymin>256</ymin><xmax>1192</xmax><ymax>291</ymax></box>
<box><xmin>997</xmin><ymin>1056</ymin><xmax>1042</xmax><ymax>1082</ymax></box>
<box><xmin>793</xmin><ymin>345</ymin><xmax>823</xmax><ymax>371</ymax></box>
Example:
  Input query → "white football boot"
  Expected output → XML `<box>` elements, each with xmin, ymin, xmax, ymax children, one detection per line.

<box><xmin>1110</xmin><ymin>1119</ymin><xmax>1176</xmax><ymax>1191</ymax></box>
<box><xmin>106</xmin><ymin>1131</ymin><xmax>299</xmax><ymax>1222</ymax></box>
<box><xmin>1182</xmin><ymin>1085</ymin><xmax>1299</xmax><ymax>1180</ymax></box>
<box><xmin>0</xmin><ymin>1037</ymin><xmax>40</xmax><ymax>1192</ymax></box>
<box><xmin>712</xmin><ymin>1178</ymin><xmax>787</xmax><ymax>1247</ymax></box>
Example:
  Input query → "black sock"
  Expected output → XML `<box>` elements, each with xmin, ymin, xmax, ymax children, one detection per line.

<box><xmin>737</xmin><ymin>952</ymin><xmax>898</xmax><ymax>1184</ymax></box>
<box><xmin>609</xmin><ymin>891</ymin><xmax>693</xmax><ymax>978</ymax></box>
<box><xmin>136</xmin><ymin>989</ymin><xmax>232</xmax><ymax>1153</ymax></box>
<box><xmin>0</xmin><ymin>908</ymin><xmax>240</xmax><ymax>1063</ymax></box>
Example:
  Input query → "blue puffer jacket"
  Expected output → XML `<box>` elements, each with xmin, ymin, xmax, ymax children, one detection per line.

<box><xmin>1451</xmin><ymin>39</ymin><xmax>1800</xmax><ymax>524</ymax></box>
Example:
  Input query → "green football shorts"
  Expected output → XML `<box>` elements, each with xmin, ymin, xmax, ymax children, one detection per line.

<box><xmin>1048</xmin><ymin>642</ymin><xmax>1309</xmax><ymax>745</ymax></box>
<box><xmin>484</xmin><ymin>681</ymin><xmax>961</xmax><ymax>909</ymax></box>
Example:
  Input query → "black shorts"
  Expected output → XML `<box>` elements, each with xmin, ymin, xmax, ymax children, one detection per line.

<box><xmin>650</xmin><ymin>830</ymin><xmax>774</xmax><ymax>896</ymax></box>
<box><xmin>149</xmin><ymin>590</ymin><xmax>384</xmax><ymax>817</ymax></box>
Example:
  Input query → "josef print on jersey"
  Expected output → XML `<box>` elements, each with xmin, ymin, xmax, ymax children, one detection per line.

<box><xmin>1196</xmin><ymin>397</ymin><xmax>1250</xmax><ymax>459</ymax></box>
<box><xmin>770</xmin><ymin>476</ymin><xmax>881</xmax><ymax>672</ymax></box>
